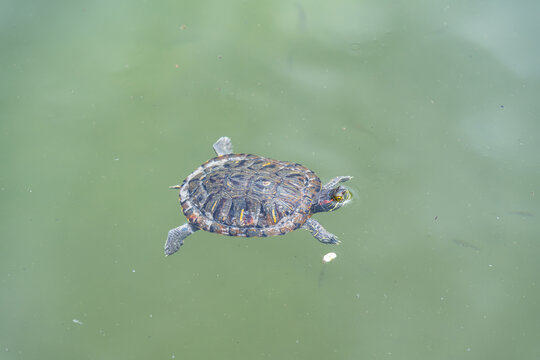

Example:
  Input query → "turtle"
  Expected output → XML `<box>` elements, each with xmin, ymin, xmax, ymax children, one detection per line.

<box><xmin>164</xmin><ymin>137</ymin><xmax>352</xmax><ymax>256</ymax></box>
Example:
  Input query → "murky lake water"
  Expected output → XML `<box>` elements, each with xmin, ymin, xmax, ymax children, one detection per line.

<box><xmin>2</xmin><ymin>1</ymin><xmax>540</xmax><ymax>359</ymax></box>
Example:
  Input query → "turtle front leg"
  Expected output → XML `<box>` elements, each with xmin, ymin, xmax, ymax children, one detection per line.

<box><xmin>165</xmin><ymin>223</ymin><xmax>198</xmax><ymax>256</ymax></box>
<box><xmin>213</xmin><ymin>137</ymin><xmax>233</xmax><ymax>156</ymax></box>
<box><xmin>323</xmin><ymin>176</ymin><xmax>353</xmax><ymax>191</ymax></box>
<box><xmin>302</xmin><ymin>218</ymin><xmax>340</xmax><ymax>244</ymax></box>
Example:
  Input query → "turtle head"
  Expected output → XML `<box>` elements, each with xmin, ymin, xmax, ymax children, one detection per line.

<box><xmin>312</xmin><ymin>177</ymin><xmax>352</xmax><ymax>213</ymax></box>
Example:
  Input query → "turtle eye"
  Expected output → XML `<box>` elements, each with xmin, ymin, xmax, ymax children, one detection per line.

<box><xmin>331</xmin><ymin>187</ymin><xmax>351</xmax><ymax>203</ymax></box>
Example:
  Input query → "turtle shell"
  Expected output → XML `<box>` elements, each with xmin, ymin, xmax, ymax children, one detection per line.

<box><xmin>178</xmin><ymin>153</ymin><xmax>322</xmax><ymax>237</ymax></box>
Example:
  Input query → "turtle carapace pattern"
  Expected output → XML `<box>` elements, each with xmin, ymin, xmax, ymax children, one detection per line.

<box><xmin>165</xmin><ymin>137</ymin><xmax>352</xmax><ymax>256</ymax></box>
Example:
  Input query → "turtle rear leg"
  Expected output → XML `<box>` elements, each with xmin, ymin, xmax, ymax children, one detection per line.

<box><xmin>165</xmin><ymin>223</ymin><xmax>198</xmax><ymax>256</ymax></box>
<box><xmin>213</xmin><ymin>137</ymin><xmax>233</xmax><ymax>156</ymax></box>
<box><xmin>302</xmin><ymin>218</ymin><xmax>340</xmax><ymax>244</ymax></box>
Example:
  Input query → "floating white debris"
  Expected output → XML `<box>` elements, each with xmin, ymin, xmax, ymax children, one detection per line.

<box><xmin>72</xmin><ymin>319</ymin><xmax>83</xmax><ymax>325</ymax></box>
<box><xmin>322</xmin><ymin>252</ymin><xmax>337</xmax><ymax>263</ymax></box>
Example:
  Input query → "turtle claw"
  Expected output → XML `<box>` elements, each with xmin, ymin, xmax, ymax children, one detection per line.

<box><xmin>323</xmin><ymin>176</ymin><xmax>353</xmax><ymax>190</ymax></box>
<box><xmin>322</xmin><ymin>234</ymin><xmax>340</xmax><ymax>245</ymax></box>
<box><xmin>213</xmin><ymin>136</ymin><xmax>233</xmax><ymax>156</ymax></box>
<box><xmin>328</xmin><ymin>236</ymin><xmax>341</xmax><ymax>245</ymax></box>
<box><xmin>302</xmin><ymin>218</ymin><xmax>341</xmax><ymax>245</ymax></box>
<box><xmin>164</xmin><ymin>223</ymin><xmax>198</xmax><ymax>256</ymax></box>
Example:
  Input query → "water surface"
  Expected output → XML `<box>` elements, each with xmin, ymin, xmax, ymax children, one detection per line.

<box><xmin>1</xmin><ymin>1</ymin><xmax>540</xmax><ymax>359</ymax></box>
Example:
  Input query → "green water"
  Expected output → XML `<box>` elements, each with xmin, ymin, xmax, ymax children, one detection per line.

<box><xmin>2</xmin><ymin>1</ymin><xmax>540</xmax><ymax>359</ymax></box>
